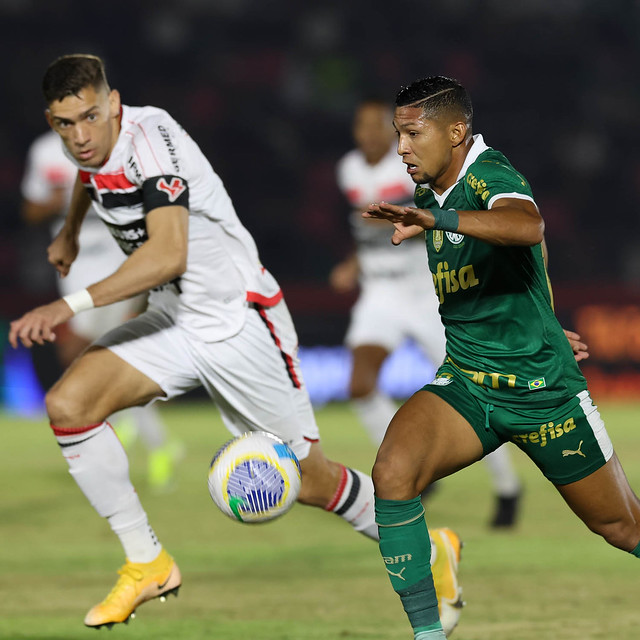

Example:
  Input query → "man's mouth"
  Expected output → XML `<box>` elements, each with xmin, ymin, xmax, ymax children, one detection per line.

<box><xmin>77</xmin><ymin>149</ymin><xmax>94</xmax><ymax>161</ymax></box>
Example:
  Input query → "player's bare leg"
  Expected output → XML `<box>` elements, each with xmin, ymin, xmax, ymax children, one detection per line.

<box><xmin>350</xmin><ymin>344</ymin><xmax>395</xmax><ymax>446</ymax></box>
<box><xmin>45</xmin><ymin>346</ymin><xmax>181</xmax><ymax>628</ymax></box>
<box><xmin>373</xmin><ymin>391</ymin><xmax>483</xmax><ymax>639</ymax></box>
<box><xmin>556</xmin><ymin>454</ymin><xmax>640</xmax><ymax>554</ymax></box>
<box><xmin>296</xmin><ymin>441</ymin><xmax>379</xmax><ymax>539</ymax></box>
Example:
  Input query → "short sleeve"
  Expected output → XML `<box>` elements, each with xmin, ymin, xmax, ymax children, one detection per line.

<box><xmin>464</xmin><ymin>157</ymin><xmax>534</xmax><ymax>210</ymax></box>
<box><xmin>21</xmin><ymin>135</ymin><xmax>76</xmax><ymax>204</ymax></box>
<box><xmin>123</xmin><ymin>116</ymin><xmax>190</xmax><ymax>212</ymax></box>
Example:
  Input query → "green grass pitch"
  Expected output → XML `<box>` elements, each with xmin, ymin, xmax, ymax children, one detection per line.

<box><xmin>1</xmin><ymin>399</ymin><xmax>639</xmax><ymax>639</ymax></box>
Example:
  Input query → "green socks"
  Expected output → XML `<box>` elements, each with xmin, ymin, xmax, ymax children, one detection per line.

<box><xmin>375</xmin><ymin>496</ymin><xmax>443</xmax><ymax>635</ymax></box>
<box><xmin>631</xmin><ymin>541</ymin><xmax>640</xmax><ymax>558</ymax></box>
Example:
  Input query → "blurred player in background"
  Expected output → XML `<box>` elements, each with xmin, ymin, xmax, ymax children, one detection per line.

<box><xmin>21</xmin><ymin>129</ymin><xmax>182</xmax><ymax>490</ymax></box>
<box><xmin>330</xmin><ymin>99</ymin><xmax>522</xmax><ymax>527</ymax></box>
<box><xmin>10</xmin><ymin>55</ymin><xmax>464</xmax><ymax>635</ymax></box>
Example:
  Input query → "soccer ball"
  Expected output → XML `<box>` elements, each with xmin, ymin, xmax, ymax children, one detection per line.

<box><xmin>207</xmin><ymin>431</ymin><xmax>302</xmax><ymax>523</ymax></box>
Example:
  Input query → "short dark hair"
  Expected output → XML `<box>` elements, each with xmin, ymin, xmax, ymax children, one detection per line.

<box><xmin>395</xmin><ymin>76</ymin><xmax>473</xmax><ymax>125</ymax></box>
<box><xmin>42</xmin><ymin>54</ymin><xmax>109</xmax><ymax>104</ymax></box>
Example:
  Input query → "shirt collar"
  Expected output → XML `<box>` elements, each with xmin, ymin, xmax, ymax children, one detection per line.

<box><xmin>425</xmin><ymin>133</ymin><xmax>490</xmax><ymax>205</ymax></box>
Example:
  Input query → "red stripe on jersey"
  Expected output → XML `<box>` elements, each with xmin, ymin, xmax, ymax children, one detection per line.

<box><xmin>50</xmin><ymin>421</ymin><xmax>104</xmax><ymax>436</ymax></box>
<box><xmin>93</xmin><ymin>172</ymin><xmax>137</xmax><ymax>191</ymax></box>
<box><xmin>379</xmin><ymin>182</ymin><xmax>413</xmax><ymax>202</ymax></box>
<box><xmin>79</xmin><ymin>170</ymin><xmax>92</xmax><ymax>185</ymax></box>
<box><xmin>246</xmin><ymin>289</ymin><xmax>283</xmax><ymax>307</ymax></box>
<box><xmin>345</xmin><ymin>188</ymin><xmax>361</xmax><ymax>206</ymax></box>
<box><xmin>325</xmin><ymin>464</ymin><xmax>348</xmax><ymax>511</ymax></box>
<box><xmin>256</xmin><ymin>307</ymin><xmax>301</xmax><ymax>389</ymax></box>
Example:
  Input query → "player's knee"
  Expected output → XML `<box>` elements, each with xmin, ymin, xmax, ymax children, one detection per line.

<box><xmin>372</xmin><ymin>449</ymin><xmax>423</xmax><ymax>500</ymax></box>
<box><xmin>350</xmin><ymin>376</ymin><xmax>377</xmax><ymax>399</ymax></box>
<box><xmin>588</xmin><ymin>518</ymin><xmax>639</xmax><ymax>552</ymax></box>
<box><xmin>45</xmin><ymin>381</ymin><xmax>91</xmax><ymax>428</ymax></box>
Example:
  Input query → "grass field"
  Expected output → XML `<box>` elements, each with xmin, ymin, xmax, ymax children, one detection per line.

<box><xmin>1</xmin><ymin>399</ymin><xmax>639</xmax><ymax>640</ymax></box>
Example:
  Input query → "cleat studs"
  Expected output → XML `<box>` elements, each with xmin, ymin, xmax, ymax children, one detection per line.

<box><xmin>160</xmin><ymin>596</ymin><xmax>166</xmax><ymax>603</ymax></box>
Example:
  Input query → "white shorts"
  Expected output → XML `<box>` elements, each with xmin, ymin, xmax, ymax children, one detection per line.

<box><xmin>95</xmin><ymin>299</ymin><xmax>319</xmax><ymax>460</ymax></box>
<box><xmin>345</xmin><ymin>275</ymin><xmax>446</xmax><ymax>366</ymax></box>
<box><xmin>59</xmin><ymin>232</ymin><xmax>143</xmax><ymax>342</ymax></box>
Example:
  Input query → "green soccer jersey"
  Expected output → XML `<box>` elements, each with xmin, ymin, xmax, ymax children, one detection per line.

<box><xmin>415</xmin><ymin>135</ymin><xmax>586</xmax><ymax>407</ymax></box>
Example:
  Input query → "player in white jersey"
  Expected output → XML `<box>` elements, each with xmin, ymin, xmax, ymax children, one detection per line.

<box><xmin>8</xmin><ymin>54</ymin><xmax>462</xmax><ymax>636</ymax></box>
<box><xmin>330</xmin><ymin>99</ymin><xmax>523</xmax><ymax>527</ymax></box>
<box><xmin>21</xmin><ymin>129</ymin><xmax>180</xmax><ymax>491</ymax></box>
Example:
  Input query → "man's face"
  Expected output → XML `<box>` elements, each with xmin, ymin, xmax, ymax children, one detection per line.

<box><xmin>46</xmin><ymin>85</ymin><xmax>120</xmax><ymax>168</ymax></box>
<box><xmin>393</xmin><ymin>105</ymin><xmax>454</xmax><ymax>186</ymax></box>
<box><xmin>353</xmin><ymin>103</ymin><xmax>395</xmax><ymax>164</ymax></box>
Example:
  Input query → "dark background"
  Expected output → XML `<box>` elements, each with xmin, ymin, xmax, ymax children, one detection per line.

<box><xmin>2</xmin><ymin>0</ymin><xmax>640</xmax><ymax>346</ymax></box>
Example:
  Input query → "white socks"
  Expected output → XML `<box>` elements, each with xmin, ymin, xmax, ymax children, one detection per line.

<box><xmin>51</xmin><ymin>421</ymin><xmax>161</xmax><ymax>562</ymax></box>
<box><xmin>325</xmin><ymin>466</ymin><xmax>379</xmax><ymax>540</ymax></box>
<box><xmin>352</xmin><ymin>391</ymin><xmax>397</xmax><ymax>446</ymax></box>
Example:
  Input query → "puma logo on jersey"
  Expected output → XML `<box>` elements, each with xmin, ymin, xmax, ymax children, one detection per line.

<box><xmin>386</xmin><ymin>567</ymin><xmax>407</xmax><ymax>581</ymax></box>
<box><xmin>156</xmin><ymin>177</ymin><xmax>186</xmax><ymax>202</ymax></box>
<box><xmin>562</xmin><ymin>440</ymin><xmax>586</xmax><ymax>458</ymax></box>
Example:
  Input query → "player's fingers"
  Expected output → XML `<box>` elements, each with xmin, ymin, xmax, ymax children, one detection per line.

<box><xmin>391</xmin><ymin>229</ymin><xmax>405</xmax><ymax>245</ymax></box>
<box><xmin>8</xmin><ymin>322</ymin><xmax>20</xmax><ymax>349</ymax></box>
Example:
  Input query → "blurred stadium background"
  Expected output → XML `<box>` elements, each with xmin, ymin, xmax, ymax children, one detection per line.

<box><xmin>1</xmin><ymin>1</ymin><xmax>640</xmax><ymax>408</ymax></box>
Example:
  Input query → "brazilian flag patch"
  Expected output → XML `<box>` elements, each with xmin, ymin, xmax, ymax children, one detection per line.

<box><xmin>528</xmin><ymin>377</ymin><xmax>546</xmax><ymax>390</ymax></box>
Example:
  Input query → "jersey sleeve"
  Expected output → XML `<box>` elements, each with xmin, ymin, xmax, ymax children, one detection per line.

<box><xmin>21</xmin><ymin>137</ymin><xmax>75</xmax><ymax>204</ymax></box>
<box><xmin>464</xmin><ymin>157</ymin><xmax>534</xmax><ymax>211</ymax></box>
<box><xmin>123</xmin><ymin>116</ymin><xmax>190</xmax><ymax>213</ymax></box>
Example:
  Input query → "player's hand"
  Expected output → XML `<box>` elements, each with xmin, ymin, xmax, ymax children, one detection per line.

<box><xmin>329</xmin><ymin>259</ymin><xmax>359</xmax><ymax>293</ymax></box>
<box><xmin>363</xmin><ymin>202</ymin><xmax>429</xmax><ymax>245</ymax></box>
<box><xmin>47</xmin><ymin>229</ymin><xmax>79</xmax><ymax>278</ymax></box>
<box><xmin>8</xmin><ymin>299</ymin><xmax>74</xmax><ymax>349</ymax></box>
<box><xmin>563</xmin><ymin>329</ymin><xmax>589</xmax><ymax>362</ymax></box>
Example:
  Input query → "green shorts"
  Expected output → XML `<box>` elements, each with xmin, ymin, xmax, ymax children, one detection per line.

<box><xmin>423</xmin><ymin>366</ymin><xmax>614</xmax><ymax>485</ymax></box>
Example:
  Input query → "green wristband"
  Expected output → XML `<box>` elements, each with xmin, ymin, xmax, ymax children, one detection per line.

<box><xmin>430</xmin><ymin>208</ymin><xmax>459</xmax><ymax>232</ymax></box>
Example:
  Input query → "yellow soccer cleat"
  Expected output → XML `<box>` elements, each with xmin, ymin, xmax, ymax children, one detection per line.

<box><xmin>431</xmin><ymin>527</ymin><xmax>465</xmax><ymax>637</ymax></box>
<box><xmin>84</xmin><ymin>549</ymin><xmax>182</xmax><ymax>629</ymax></box>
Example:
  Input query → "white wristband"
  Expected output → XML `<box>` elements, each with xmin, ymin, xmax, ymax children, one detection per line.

<box><xmin>63</xmin><ymin>289</ymin><xmax>95</xmax><ymax>314</ymax></box>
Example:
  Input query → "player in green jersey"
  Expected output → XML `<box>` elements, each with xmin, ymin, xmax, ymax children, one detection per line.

<box><xmin>364</xmin><ymin>76</ymin><xmax>640</xmax><ymax>640</ymax></box>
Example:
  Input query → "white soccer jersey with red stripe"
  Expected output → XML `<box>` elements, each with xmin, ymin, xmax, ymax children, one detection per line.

<box><xmin>336</xmin><ymin>144</ymin><xmax>427</xmax><ymax>280</ymax></box>
<box><xmin>69</xmin><ymin>104</ymin><xmax>281</xmax><ymax>343</ymax></box>
<box><xmin>21</xmin><ymin>130</ymin><xmax>112</xmax><ymax>244</ymax></box>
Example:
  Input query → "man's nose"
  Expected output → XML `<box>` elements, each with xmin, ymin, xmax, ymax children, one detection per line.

<box><xmin>73</xmin><ymin>123</ymin><xmax>90</xmax><ymax>145</ymax></box>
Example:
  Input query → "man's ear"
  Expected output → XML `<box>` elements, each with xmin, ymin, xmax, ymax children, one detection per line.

<box><xmin>108</xmin><ymin>89</ymin><xmax>121</xmax><ymax>118</ymax></box>
<box><xmin>45</xmin><ymin>108</ymin><xmax>54</xmax><ymax>130</ymax></box>
<box><xmin>450</xmin><ymin>121</ymin><xmax>468</xmax><ymax>147</ymax></box>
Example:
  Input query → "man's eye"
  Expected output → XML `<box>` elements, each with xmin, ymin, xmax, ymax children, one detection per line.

<box><xmin>87</xmin><ymin>114</ymin><xmax>98</xmax><ymax>122</ymax></box>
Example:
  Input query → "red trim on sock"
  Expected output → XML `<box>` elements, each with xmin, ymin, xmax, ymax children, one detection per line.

<box><xmin>50</xmin><ymin>422</ymin><xmax>104</xmax><ymax>436</ymax></box>
<box><xmin>325</xmin><ymin>464</ymin><xmax>348</xmax><ymax>512</ymax></box>
<box><xmin>304</xmin><ymin>436</ymin><xmax>319</xmax><ymax>443</ymax></box>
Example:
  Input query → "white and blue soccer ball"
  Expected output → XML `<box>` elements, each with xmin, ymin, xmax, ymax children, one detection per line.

<box><xmin>207</xmin><ymin>431</ymin><xmax>301</xmax><ymax>523</ymax></box>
